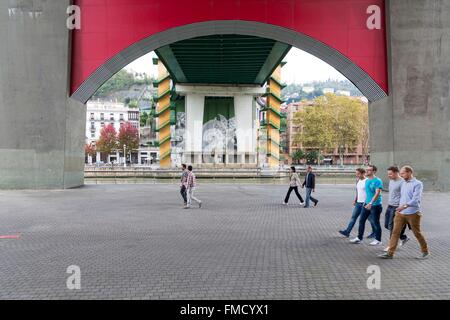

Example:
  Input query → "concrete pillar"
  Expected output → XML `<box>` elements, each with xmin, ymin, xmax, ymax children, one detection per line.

<box><xmin>185</xmin><ymin>94</ymin><xmax>205</xmax><ymax>154</ymax></box>
<box><xmin>234</xmin><ymin>95</ymin><xmax>255</xmax><ymax>153</ymax></box>
<box><xmin>0</xmin><ymin>0</ymin><xmax>85</xmax><ymax>189</ymax></box>
<box><xmin>370</xmin><ymin>0</ymin><xmax>450</xmax><ymax>191</ymax></box>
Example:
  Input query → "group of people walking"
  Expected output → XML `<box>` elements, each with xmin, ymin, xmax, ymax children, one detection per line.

<box><xmin>339</xmin><ymin>165</ymin><xmax>429</xmax><ymax>259</ymax></box>
<box><xmin>177</xmin><ymin>163</ymin><xmax>429</xmax><ymax>260</ymax></box>
<box><xmin>283</xmin><ymin>165</ymin><xmax>319</xmax><ymax>208</ymax></box>
<box><xmin>180</xmin><ymin>164</ymin><xmax>202</xmax><ymax>209</ymax></box>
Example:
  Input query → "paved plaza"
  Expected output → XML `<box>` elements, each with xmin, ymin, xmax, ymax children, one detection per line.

<box><xmin>0</xmin><ymin>183</ymin><xmax>449</xmax><ymax>300</ymax></box>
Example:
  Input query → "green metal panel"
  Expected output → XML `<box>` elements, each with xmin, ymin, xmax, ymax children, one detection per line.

<box><xmin>155</xmin><ymin>35</ymin><xmax>291</xmax><ymax>85</ymax></box>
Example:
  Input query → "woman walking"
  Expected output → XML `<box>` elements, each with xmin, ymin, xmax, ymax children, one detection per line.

<box><xmin>283</xmin><ymin>166</ymin><xmax>305</xmax><ymax>206</ymax></box>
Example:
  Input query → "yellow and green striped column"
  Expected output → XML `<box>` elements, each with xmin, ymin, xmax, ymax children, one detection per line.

<box><xmin>265</xmin><ymin>64</ymin><xmax>286</xmax><ymax>168</ymax></box>
<box><xmin>153</xmin><ymin>58</ymin><xmax>172</xmax><ymax>168</ymax></box>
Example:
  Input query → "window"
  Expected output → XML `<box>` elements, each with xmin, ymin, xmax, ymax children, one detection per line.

<box><xmin>90</xmin><ymin>113</ymin><xmax>94</xmax><ymax>120</ymax></box>
<box><xmin>120</xmin><ymin>114</ymin><xmax>124</xmax><ymax>121</ymax></box>
<box><xmin>101</xmin><ymin>122</ymin><xmax>105</xmax><ymax>127</ymax></box>
<box><xmin>90</xmin><ymin>122</ymin><xmax>95</xmax><ymax>131</ymax></box>
<box><xmin>100</xmin><ymin>113</ymin><xmax>104</xmax><ymax>120</ymax></box>
<box><xmin>110</xmin><ymin>113</ymin><xmax>114</xmax><ymax>121</ymax></box>
<box><xmin>91</xmin><ymin>133</ymin><xmax>95</xmax><ymax>138</ymax></box>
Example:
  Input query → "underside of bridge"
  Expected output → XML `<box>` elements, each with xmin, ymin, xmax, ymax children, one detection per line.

<box><xmin>155</xmin><ymin>35</ymin><xmax>291</xmax><ymax>86</ymax></box>
<box><xmin>153</xmin><ymin>35</ymin><xmax>291</xmax><ymax>168</ymax></box>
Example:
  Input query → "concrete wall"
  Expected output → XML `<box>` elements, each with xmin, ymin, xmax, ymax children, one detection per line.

<box><xmin>370</xmin><ymin>0</ymin><xmax>450</xmax><ymax>191</ymax></box>
<box><xmin>0</xmin><ymin>0</ymin><xmax>85</xmax><ymax>189</ymax></box>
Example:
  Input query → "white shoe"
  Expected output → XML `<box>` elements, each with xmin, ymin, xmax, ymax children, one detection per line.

<box><xmin>369</xmin><ymin>240</ymin><xmax>382</xmax><ymax>246</ymax></box>
<box><xmin>383</xmin><ymin>246</ymin><xmax>390</xmax><ymax>252</ymax></box>
<box><xmin>350</xmin><ymin>237</ymin><xmax>362</xmax><ymax>244</ymax></box>
<box><xmin>300</xmin><ymin>202</ymin><xmax>305</xmax><ymax>206</ymax></box>
<box><xmin>282</xmin><ymin>202</ymin><xmax>288</xmax><ymax>206</ymax></box>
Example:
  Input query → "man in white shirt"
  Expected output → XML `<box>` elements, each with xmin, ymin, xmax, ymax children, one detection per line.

<box><xmin>339</xmin><ymin>168</ymin><xmax>375</xmax><ymax>237</ymax></box>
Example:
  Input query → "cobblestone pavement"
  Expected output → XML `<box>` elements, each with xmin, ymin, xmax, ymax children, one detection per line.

<box><xmin>1</xmin><ymin>184</ymin><xmax>449</xmax><ymax>300</ymax></box>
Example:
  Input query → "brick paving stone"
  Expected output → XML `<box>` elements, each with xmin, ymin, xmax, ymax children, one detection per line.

<box><xmin>0</xmin><ymin>184</ymin><xmax>449</xmax><ymax>300</ymax></box>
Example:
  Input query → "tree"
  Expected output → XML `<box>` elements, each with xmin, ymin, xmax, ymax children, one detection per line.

<box><xmin>292</xmin><ymin>149</ymin><xmax>305</xmax><ymax>164</ymax></box>
<box><xmin>96</xmin><ymin>124</ymin><xmax>118</xmax><ymax>155</ymax></box>
<box><xmin>140</xmin><ymin>111</ymin><xmax>148</xmax><ymax>127</ymax></box>
<box><xmin>84</xmin><ymin>143</ymin><xmax>96</xmax><ymax>156</ymax></box>
<box><xmin>306</xmin><ymin>150</ymin><xmax>322</xmax><ymax>164</ymax></box>
<box><xmin>294</xmin><ymin>94</ymin><xmax>368</xmax><ymax>165</ymax></box>
<box><xmin>118</xmin><ymin>122</ymin><xmax>139</xmax><ymax>152</ymax></box>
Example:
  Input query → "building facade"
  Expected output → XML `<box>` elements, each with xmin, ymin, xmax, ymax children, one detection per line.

<box><xmin>85</xmin><ymin>100</ymin><xmax>141</xmax><ymax>164</ymax></box>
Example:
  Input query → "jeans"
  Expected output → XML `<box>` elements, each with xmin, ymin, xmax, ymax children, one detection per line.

<box><xmin>180</xmin><ymin>185</ymin><xmax>187</xmax><ymax>204</ymax></box>
<box><xmin>304</xmin><ymin>188</ymin><xmax>318</xmax><ymax>208</ymax></box>
<box><xmin>343</xmin><ymin>202</ymin><xmax>365</xmax><ymax>234</ymax></box>
<box><xmin>385</xmin><ymin>205</ymin><xmax>407</xmax><ymax>240</ymax></box>
<box><xmin>358</xmin><ymin>204</ymin><xmax>383</xmax><ymax>241</ymax></box>
<box><xmin>284</xmin><ymin>187</ymin><xmax>304</xmax><ymax>204</ymax></box>
<box><xmin>187</xmin><ymin>187</ymin><xmax>201</xmax><ymax>206</ymax></box>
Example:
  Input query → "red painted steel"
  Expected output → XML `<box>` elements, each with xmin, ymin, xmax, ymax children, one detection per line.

<box><xmin>71</xmin><ymin>0</ymin><xmax>387</xmax><ymax>96</ymax></box>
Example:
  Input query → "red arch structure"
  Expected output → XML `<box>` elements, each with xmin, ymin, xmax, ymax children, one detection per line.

<box><xmin>71</xmin><ymin>0</ymin><xmax>388</xmax><ymax>103</ymax></box>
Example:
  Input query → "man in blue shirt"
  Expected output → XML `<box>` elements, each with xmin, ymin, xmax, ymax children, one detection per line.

<box><xmin>379</xmin><ymin>166</ymin><xmax>429</xmax><ymax>259</ymax></box>
<box><xmin>350</xmin><ymin>165</ymin><xmax>383</xmax><ymax>245</ymax></box>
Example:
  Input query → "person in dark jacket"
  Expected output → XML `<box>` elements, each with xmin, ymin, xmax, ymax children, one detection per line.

<box><xmin>302</xmin><ymin>165</ymin><xmax>319</xmax><ymax>208</ymax></box>
<box><xmin>180</xmin><ymin>164</ymin><xmax>188</xmax><ymax>207</ymax></box>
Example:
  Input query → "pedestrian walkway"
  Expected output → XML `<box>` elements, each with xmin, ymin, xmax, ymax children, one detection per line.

<box><xmin>0</xmin><ymin>184</ymin><xmax>449</xmax><ymax>299</ymax></box>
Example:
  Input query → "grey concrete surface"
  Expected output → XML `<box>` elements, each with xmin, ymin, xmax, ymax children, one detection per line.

<box><xmin>370</xmin><ymin>0</ymin><xmax>450</xmax><ymax>191</ymax></box>
<box><xmin>0</xmin><ymin>184</ymin><xmax>449</xmax><ymax>300</ymax></box>
<box><xmin>0</xmin><ymin>0</ymin><xmax>85</xmax><ymax>189</ymax></box>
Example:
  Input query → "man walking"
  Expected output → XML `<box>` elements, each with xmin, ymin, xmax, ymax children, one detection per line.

<box><xmin>350</xmin><ymin>165</ymin><xmax>383</xmax><ymax>245</ymax></box>
<box><xmin>283</xmin><ymin>166</ymin><xmax>305</xmax><ymax>206</ymax></box>
<box><xmin>180</xmin><ymin>164</ymin><xmax>189</xmax><ymax>207</ymax></box>
<box><xmin>339</xmin><ymin>168</ymin><xmax>369</xmax><ymax>237</ymax></box>
<box><xmin>379</xmin><ymin>166</ymin><xmax>429</xmax><ymax>259</ymax></box>
<box><xmin>302</xmin><ymin>165</ymin><xmax>318</xmax><ymax>208</ymax></box>
<box><xmin>185</xmin><ymin>165</ymin><xmax>202</xmax><ymax>209</ymax></box>
<box><xmin>383</xmin><ymin>166</ymin><xmax>409</xmax><ymax>252</ymax></box>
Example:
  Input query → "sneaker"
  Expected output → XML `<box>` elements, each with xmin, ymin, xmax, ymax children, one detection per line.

<box><xmin>183</xmin><ymin>206</ymin><xmax>190</xmax><ymax>209</ymax></box>
<box><xmin>366</xmin><ymin>233</ymin><xmax>375</xmax><ymax>239</ymax></box>
<box><xmin>314</xmin><ymin>201</ymin><xmax>319</xmax><ymax>207</ymax></box>
<box><xmin>199</xmin><ymin>202</ymin><xmax>202</xmax><ymax>208</ymax></box>
<box><xmin>369</xmin><ymin>240</ymin><xmax>382</xmax><ymax>246</ymax></box>
<box><xmin>400</xmin><ymin>237</ymin><xmax>410</xmax><ymax>247</ymax></box>
<box><xmin>383</xmin><ymin>246</ymin><xmax>390</xmax><ymax>252</ymax></box>
<box><xmin>378</xmin><ymin>252</ymin><xmax>393</xmax><ymax>259</ymax></box>
<box><xmin>300</xmin><ymin>202</ymin><xmax>305</xmax><ymax>206</ymax></box>
<box><xmin>282</xmin><ymin>202</ymin><xmax>288</xmax><ymax>206</ymax></box>
<box><xmin>350</xmin><ymin>237</ymin><xmax>362</xmax><ymax>244</ymax></box>
<box><xmin>339</xmin><ymin>230</ymin><xmax>350</xmax><ymax>238</ymax></box>
<box><xmin>416</xmin><ymin>252</ymin><xmax>430</xmax><ymax>260</ymax></box>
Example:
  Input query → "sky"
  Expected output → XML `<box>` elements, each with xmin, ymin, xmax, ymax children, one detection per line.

<box><xmin>125</xmin><ymin>47</ymin><xmax>347</xmax><ymax>85</ymax></box>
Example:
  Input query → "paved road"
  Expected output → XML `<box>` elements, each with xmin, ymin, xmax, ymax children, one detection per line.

<box><xmin>0</xmin><ymin>184</ymin><xmax>449</xmax><ymax>300</ymax></box>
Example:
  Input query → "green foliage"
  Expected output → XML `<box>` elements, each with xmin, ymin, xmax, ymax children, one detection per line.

<box><xmin>305</xmin><ymin>150</ymin><xmax>324</xmax><ymax>164</ymax></box>
<box><xmin>92</xmin><ymin>69</ymin><xmax>153</xmax><ymax>100</ymax></box>
<box><xmin>293</xmin><ymin>94</ymin><xmax>369</xmax><ymax>163</ymax></box>
<box><xmin>292</xmin><ymin>149</ymin><xmax>306</xmax><ymax>164</ymax></box>
<box><xmin>282</xmin><ymin>80</ymin><xmax>362</xmax><ymax>101</ymax></box>
<box><xmin>140</xmin><ymin>112</ymin><xmax>148</xmax><ymax>127</ymax></box>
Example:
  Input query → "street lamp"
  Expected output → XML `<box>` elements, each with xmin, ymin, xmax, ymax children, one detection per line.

<box><xmin>123</xmin><ymin>144</ymin><xmax>127</xmax><ymax>168</ymax></box>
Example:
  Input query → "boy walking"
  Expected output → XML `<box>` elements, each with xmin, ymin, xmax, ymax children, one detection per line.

<box><xmin>185</xmin><ymin>165</ymin><xmax>202</xmax><ymax>209</ymax></box>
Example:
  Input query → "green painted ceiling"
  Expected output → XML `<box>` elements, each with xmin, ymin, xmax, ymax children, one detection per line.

<box><xmin>155</xmin><ymin>35</ymin><xmax>291</xmax><ymax>86</ymax></box>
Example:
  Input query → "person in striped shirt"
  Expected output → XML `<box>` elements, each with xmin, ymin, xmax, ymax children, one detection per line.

<box><xmin>185</xmin><ymin>165</ymin><xmax>202</xmax><ymax>209</ymax></box>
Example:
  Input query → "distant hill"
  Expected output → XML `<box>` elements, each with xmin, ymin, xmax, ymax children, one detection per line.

<box><xmin>282</xmin><ymin>79</ymin><xmax>363</xmax><ymax>102</ymax></box>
